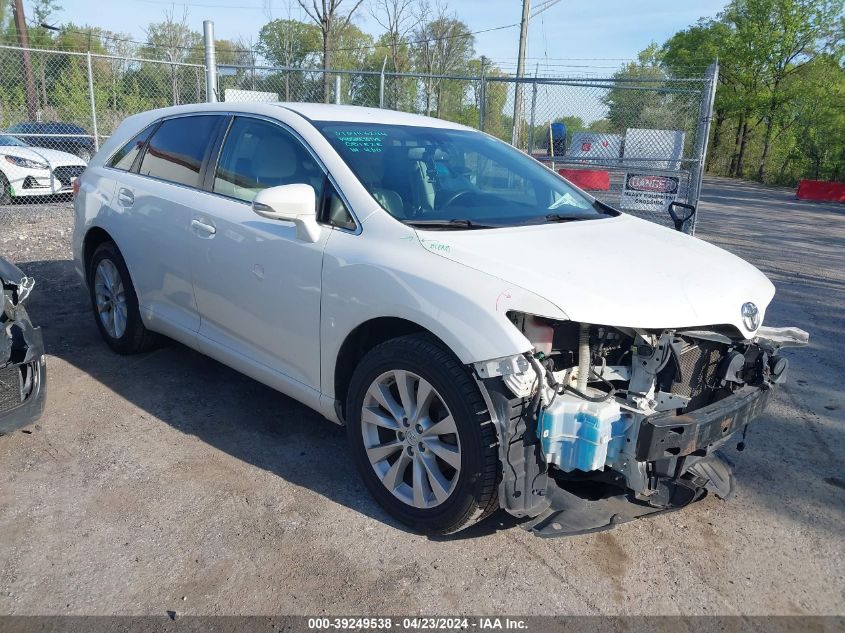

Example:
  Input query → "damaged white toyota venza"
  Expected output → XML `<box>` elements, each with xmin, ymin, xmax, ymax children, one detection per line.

<box><xmin>72</xmin><ymin>103</ymin><xmax>808</xmax><ymax>536</ymax></box>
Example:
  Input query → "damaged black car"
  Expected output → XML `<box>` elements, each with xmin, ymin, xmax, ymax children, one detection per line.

<box><xmin>0</xmin><ymin>257</ymin><xmax>46</xmax><ymax>434</ymax></box>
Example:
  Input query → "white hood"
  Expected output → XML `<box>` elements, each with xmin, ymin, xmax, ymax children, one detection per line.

<box><xmin>0</xmin><ymin>144</ymin><xmax>85</xmax><ymax>167</ymax></box>
<box><xmin>416</xmin><ymin>213</ymin><xmax>775</xmax><ymax>337</ymax></box>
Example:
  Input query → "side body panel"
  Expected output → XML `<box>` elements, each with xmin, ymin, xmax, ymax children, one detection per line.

<box><xmin>318</xmin><ymin>210</ymin><xmax>566</xmax><ymax>403</ymax></box>
<box><xmin>108</xmin><ymin>170</ymin><xmax>204</xmax><ymax>338</ymax></box>
<box><xmin>189</xmin><ymin>188</ymin><xmax>330</xmax><ymax>392</ymax></box>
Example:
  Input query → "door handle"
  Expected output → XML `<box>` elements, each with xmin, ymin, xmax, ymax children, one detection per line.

<box><xmin>117</xmin><ymin>188</ymin><xmax>134</xmax><ymax>207</ymax></box>
<box><xmin>191</xmin><ymin>218</ymin><xmax>217</xmax><ymax>236</ymax></box>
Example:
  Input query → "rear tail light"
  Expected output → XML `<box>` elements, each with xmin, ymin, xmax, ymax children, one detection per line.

<box><xmin>72</xmin><ymin>178</ymin><xmax>81</xmax><ymax>197</ymax></box>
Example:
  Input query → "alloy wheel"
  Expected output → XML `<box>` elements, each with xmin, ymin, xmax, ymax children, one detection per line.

<box><xmin>361</xmin><ymin>370</ymin><xmax>462</xmax><ymax>509</ymax></box>
<box><xmin>94</xmin><ymin>258</ymin><xmax>128</xmax><ymax>339</ymax></box>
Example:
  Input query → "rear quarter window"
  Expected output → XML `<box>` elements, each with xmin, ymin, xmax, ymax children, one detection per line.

<box><xmin>108</xmin><ymin>124</ymin><xmax>157</xmax><ymax>171</ymax></box>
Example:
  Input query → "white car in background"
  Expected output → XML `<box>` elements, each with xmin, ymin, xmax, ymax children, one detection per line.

<box><xmin>71</xmin><ymin>103</ymin><xmax>806</xmax><ymax>537</ymax></box>
<box><xmin>0</xmin><ymin>134</ymin><xmax>86</xmax><ymax>204</ymax></box>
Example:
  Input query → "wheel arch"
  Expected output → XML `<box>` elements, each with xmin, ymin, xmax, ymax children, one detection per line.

<box><xmin>82</xmin><ymin>226</ymin><xmax>116</xmax><ymax>275</ymax></box>
<box><xmin>334</xmin><ymin>317</ymin><xmax>454</xmax><ymax>419</ymax></box>
<box><xmin>0</xmin><ymin>168</ymin><xmax>12</xmax><ymax>198</ymax></box>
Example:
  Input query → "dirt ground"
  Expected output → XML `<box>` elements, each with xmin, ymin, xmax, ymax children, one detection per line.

<box><xmin>0</xmin><ymin>177</ymin><xmax>842</xmax><ymax>616</ymax></box>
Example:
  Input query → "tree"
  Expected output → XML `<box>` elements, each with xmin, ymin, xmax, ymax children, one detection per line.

<box><xmin>297</xmin><ymin>0</ymin><xmax>366</xmax><ymax>102</ymax></box>
<box><xmin>142</xmin><ymin>8</ymin><xmax>203</xmax><ymax>104</ymax></box>
<box><xmin>662</xmin><ymin>20</ymin><xmax>732</xmax><ymax>170</ymax></box>
<box><xmin>603</xmin><ymin>44</ymin><xmax>674</xmax><ymax>133</ymax></box>
<box><xmin>25</xmin><ymin>0</ymin><xmax>61</xmax><ymax>112</ymax></box>
<box><xmin>654</xmin><ymin>0</ymin><xmax>844</xmax><ymax>185</ymax></box>
<box><xmin>412</xmin><ymin>5</ymin><xmax>474</xmax><ymax>117</ymax></box>
<box><xmin>143</xmin><ymin>6</ymin><xmax>202</xmax><ymax>63</ymax></box>
<box><xmin>721</xmin><ymin>0</ymin><xmax>843</xmax><ymax>180</ymax></box>
<box><xmin>776</xmin><ymin>54</ymin><xmax>845</xmax><ymax>182</ymax></box>
<box><xmin>256</xmin><ymin>19</ymin><xmax>322</xmax><ymax>100</ymax></box>
<box><xmin>370</xmin><ymin>0</ymin><xmax>417</xmax><ymax>106</ymax></box>
<box><xmin>258</xmin><ymin>19</ymin><xmax>322</xmax><ymax>69</ymax></box>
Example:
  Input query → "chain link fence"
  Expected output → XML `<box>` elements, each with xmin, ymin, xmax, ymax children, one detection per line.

<box><xmin>0</xmin><ymin>44</ymin><xmax>205</xmax><ymax>201</ymax></box>
<box><xmin>0</xmin><ymin>42</ymin><xmax>716</xmax><ymax>233</ymax></box>
<box><xmin>498</xmin><ymin>70</ymin><xmax>718</xmax><ymax>231</ymax></box>
<box><xmin>0</xmin><ymin>44</ymin><xmax>208</xmax><ymax>146</ymax></box>
<box><xmin>218</xmin><ymin>62</ymin><xmax>716</xmax><ymax>232</ymax></box>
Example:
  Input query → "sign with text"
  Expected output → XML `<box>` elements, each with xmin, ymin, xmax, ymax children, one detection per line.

<box><xmin>620</xmin><ymin>173</ymin><xmax>680</xmax><ymax>212</ymax></box>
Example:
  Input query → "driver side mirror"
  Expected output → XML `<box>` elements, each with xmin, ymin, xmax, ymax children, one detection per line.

<box><xmin>252</xmin><ymin>183</ymin><xmax>321</xmax><ymax>243</ymax></box>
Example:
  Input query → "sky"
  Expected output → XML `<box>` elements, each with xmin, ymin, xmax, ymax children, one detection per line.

<box><xmin>37</xmin><ymin>0</ymin><xmax>729</xmax><ymax>72</ymax></box>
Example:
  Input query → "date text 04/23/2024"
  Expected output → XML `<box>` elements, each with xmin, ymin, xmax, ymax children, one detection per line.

<box><xmin>307</xmin><ymin>617</ymin><xmax>529</xmax><ymax>630</ymax></box>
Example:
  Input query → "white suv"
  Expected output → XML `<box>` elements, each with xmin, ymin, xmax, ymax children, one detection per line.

<box><xmin>73</xmin><ymin>103</ymin><xmax>806</xmax><ymax>536</ymax></box>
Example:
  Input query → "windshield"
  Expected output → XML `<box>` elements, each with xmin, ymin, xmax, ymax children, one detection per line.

<box><xmin>316</xmin><ymin>122</ymin><xmax>616</xmax><ymax>228</ymax></box>
<box><xmin>0</xmin><ymin>134</ymin><xmax>29</xmax><ymax>147</ymax></box>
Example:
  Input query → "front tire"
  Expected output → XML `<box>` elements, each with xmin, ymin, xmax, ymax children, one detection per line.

<box><xmin>0</xmin><ymin>172</ymin><xmax>12</xmax><ymax>205</ymax></box>
<box><xmin>87</xmin><ymin>241</ymin><xmax>157</xmax><ymax>354</ymax></box>
<box><xmin>346</xmin><ymin>334</ymin><xmax>500</xmax><ymax>535</ymax></box>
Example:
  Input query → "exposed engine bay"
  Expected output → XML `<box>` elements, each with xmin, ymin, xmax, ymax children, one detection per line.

<box><xmin>474</xmin><ymin>314</ymin><xmax>809</xmax><ymax>537</ymax></box>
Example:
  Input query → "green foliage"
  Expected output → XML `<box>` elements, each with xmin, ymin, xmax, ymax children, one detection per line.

<box><xmin>257</xmin><ymin>19</ymin><xmax>322</xmax><ymax>69</ymax></box>
<box><xmin>13</xmin><ymin>0</ymin><xmax>841</xmax><ymax>192</ymax></box>
<box><xmin>661</xmin><ymin>0</ymin><xmax>844</xmax><ymax>185</ymax></box>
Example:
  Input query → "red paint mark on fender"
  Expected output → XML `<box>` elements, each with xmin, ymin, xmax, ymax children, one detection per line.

<box><xmin>496</xmin><ymin>289</ymin><xmax>513</xmax><ymax>312</ymax></box>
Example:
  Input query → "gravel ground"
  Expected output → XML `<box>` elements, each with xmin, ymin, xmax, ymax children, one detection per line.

<box><xmin>0</xmin><ymin>178</ymin><xmax>842</xmax><ymax>616</ymax></box>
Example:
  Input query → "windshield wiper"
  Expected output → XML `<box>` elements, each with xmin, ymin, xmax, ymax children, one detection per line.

<box><xmin>406</xmin><ymin>219</ymin><xmax>492</xmax><ymax>229</ymax></box>
<box><xmin>545</xmin><ymin>213</ymin><xmax>584</xmax><ymax>223</ymax></box>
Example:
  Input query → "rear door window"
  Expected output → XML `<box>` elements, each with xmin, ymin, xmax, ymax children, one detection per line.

<box><xmin>213</xmin><ymin>116</ymin><xmax>324</xmax><ymax>204</ymax></box>
<box><xmin>139</xmin><ymin>115</ymin><xmax>221</xmax><ymax>188</ymax></box>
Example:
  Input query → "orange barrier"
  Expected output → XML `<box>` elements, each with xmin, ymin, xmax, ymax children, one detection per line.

<box><xmin>558</xmin><ymin>169</ymin><xmax>611</xmax><ymax>191</ymax></box>
<box><xmin>796</xmin><ymin>179</ymin><xmax>845</xmax><ymax>203</ymax></box>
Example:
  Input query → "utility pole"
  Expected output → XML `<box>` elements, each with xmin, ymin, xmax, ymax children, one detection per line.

<box><xmin>12</xmin><ymin>0</ymin><xmax>38</xmax><ymax>120</ymax></box>
<box><xmin>203</xmin><ymin>20</ymin><xmax>218</xmax><ymax>103</ymax></box>
<box><xmin>511</xmin><ymin>0</ymin><xmax>531</xmax><ymax>148</ymax></box>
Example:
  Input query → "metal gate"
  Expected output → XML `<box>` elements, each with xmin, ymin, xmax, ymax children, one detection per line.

<box><xmin>488</xmin><ymin>63</ymin><xmax>718</xmax><ymax>233</ymax></box>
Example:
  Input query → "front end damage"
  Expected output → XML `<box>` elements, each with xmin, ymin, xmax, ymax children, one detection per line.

<box><xmin>474</xmin><ymin>316</ymin><xmax>808</xmax><ymax>536</ymax></box>
<box><xmin>0</xmin><ymin>260</ymin><xmax>46</xmax><ymax>434</ymax></box>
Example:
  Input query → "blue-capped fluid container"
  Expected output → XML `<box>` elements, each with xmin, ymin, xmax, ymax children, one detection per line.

<box><xmin>540</xmin><ymin>393</ymin><xmax>623</xmax><ymax>472</ymax></box>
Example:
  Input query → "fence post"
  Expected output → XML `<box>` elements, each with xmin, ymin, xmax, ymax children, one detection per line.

<box><xmin>528</xmin><ymin>67</ymin><xmax>538</xmax><ymax>155</ymax></box>
<box><xmin>379</xmin><ymin>56</ymin><xmax>387</xmax><ymax>108</ymax></box>
<box><xmin>335</xmin><ymin>75</ymin><xmax>342</xmax><ymax>105</ymax></box>
<box><xmin>85</xmin><ymin>51</ymin><xmax>99</xmax><ymax>152</ymax></box>
<box><xmin>688</xmin><ymin>61</ymin><xmax>719</xmax><ymax>234</ymax></box>
<box><xmin>478</xmin><ymin>60</ymin><xmax>486</xmax><ymax>132</ymax></box>
<box><xmin>203</xmin><ymin>20</ymin><xmax>218</xmax><ymax>103</ymax></box>
<box><xmin>165</xmin><ymin>52</ymin><xmax>177</xmax><ymax>105</ymax></box>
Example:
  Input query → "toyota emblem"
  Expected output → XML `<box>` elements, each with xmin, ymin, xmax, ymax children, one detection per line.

<box><xmin>741</xmin><ymin>302</ymin><xmax>760</xmax><ymax>331</ymax></box>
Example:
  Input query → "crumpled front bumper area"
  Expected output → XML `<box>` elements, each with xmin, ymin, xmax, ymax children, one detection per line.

<box><xmin>479</xmin><ymin>323</ymin><xmax>808</xmax><ymax>538</ymax></box>
<box><xmin>1</xmin><ymin>277</ymin><xmax>47</xmax><ymax>434</ymax></box>
<box><xmin>523</xmin><ymin>384</ymin><xmax>773</xmax><ymax>537</ymax></box>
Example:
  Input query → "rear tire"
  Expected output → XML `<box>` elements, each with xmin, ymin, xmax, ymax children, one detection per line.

<box><xmin>87</xmin><ymin>241</ymin><xmax>158</xmax><ymax>354</ymax></box>
<box><xmin>346</xmin><ymin>334</ymin><xmax>500</xmax><ymax>535</ymax></box>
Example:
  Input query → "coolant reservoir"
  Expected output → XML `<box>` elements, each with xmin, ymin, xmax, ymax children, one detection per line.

<box><xmin>540</xmin><ymin>393</ymin><xmax>623</xmax><ymax>472</ymax></box>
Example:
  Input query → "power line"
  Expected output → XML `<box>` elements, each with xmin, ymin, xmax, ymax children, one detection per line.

<box><xmin>129</xmin><ymin>0</ymin><xmax>272</xmax><ymax>8</ymax></box>
<box><xmin>46</xmin><ymin>21</ymin><xmax>520</xmax><ymax>56</ymax></box>
<box><xmin>531</xmin><ymin>0</ymin><xmax>563</xmax><ymax>19</ymax></box>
